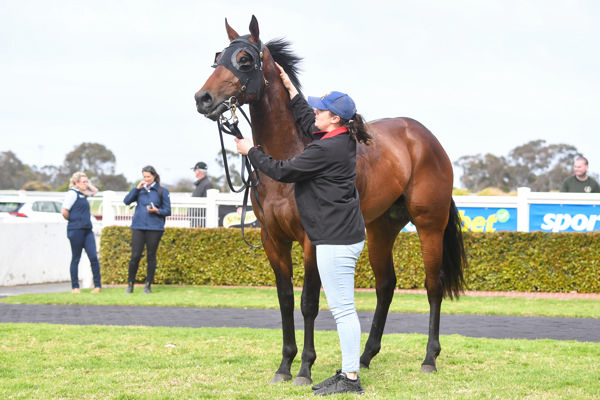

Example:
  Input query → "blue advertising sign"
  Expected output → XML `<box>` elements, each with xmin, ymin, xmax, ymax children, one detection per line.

<box><xmin>458</xmin><ymin>207</ymin><xmax>517</xmax><ymax>232</ymax></box>
<box><xmin>401</xmin><ymin>207</ymin><xmax>518</xmax><ymax>233</ymax></box>
<box><xmin>530</xmin><ymin>204</ymin><xmax>600</xmax><ymax>232</ymax></box>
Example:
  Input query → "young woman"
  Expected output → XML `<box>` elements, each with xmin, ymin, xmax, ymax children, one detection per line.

<box><xmin>235</xmin><ymin>64</ymin><xmax>372</xmax><ymax>396</ymax></box>
<box><xmin>61</xmin><ymin>172</ymin><xmax>102</xmax><ymax>293</ymax></box>
<box><xmin>123</xmin><ymin>165</ymin><xmax>171</xmax><ymax>294</ymax></box>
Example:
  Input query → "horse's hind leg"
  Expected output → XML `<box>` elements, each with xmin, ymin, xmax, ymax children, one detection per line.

<box><xmin>416</xmin><ymin>227</ymin><xmax>445</xmax><ymax>373</ymax></box>
<box><xmin>360</xmin><ymin>215</ymin><xmax>403</xmax><ymax>368</ymax></box>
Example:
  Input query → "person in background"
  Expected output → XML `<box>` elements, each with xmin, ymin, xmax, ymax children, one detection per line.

<box><xmin>189</xmin><ymin>161</ymin><xmax>214</xmax><ymax>228</ymax></box>
<box><xmin>61</xmin><ymin>172</ymin><xmax>102</xmax><ymax>294</ymax></box>
<box><xmin>560</xmin><ymin>156</ymin><xmax>600</xmax><ymax>193</ymax></box>
<box><xmin>123</xmin><ymin>165</ymin><xmax>171</xmax><ymax>294</ymax></box>
<box><xmin>192</xmin><ymin>161</ymin><xmax>214</xmax><ymax>197</ymax></box>
<box><xmin>235</xmin><ymin>63</ymin><xmax>371</xmax><ymax>396</ymax></box>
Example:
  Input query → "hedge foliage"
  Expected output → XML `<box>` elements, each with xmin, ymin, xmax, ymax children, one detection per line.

<box><xmin>100</xmin><ymin>226</ymin><xmax>600</xmax><ymax>293</ymax></box>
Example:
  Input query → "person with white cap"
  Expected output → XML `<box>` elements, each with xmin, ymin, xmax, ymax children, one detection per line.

<box><xmin>235</xmin><ymin>64</ymin><xmax>372</xmax><ymax>396</ymax></box>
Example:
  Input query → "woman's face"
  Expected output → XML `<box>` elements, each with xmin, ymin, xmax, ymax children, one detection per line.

<box><xmin>314</xmin><ymin>109</ymin><xmax>340</xmax><ymax>131</ymax></box>
<box><xmin>142</xmin><ymin>171</ymin><xmax>155</xmax><ymax>186</ymax></box>
<box><xmin>75</xmin><ymin>176</ymin><xmax>88</xmax><ymax>192</ymax></box>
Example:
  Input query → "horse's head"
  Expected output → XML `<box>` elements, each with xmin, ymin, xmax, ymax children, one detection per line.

<box><xmin>195</xmin><ymin>15</ymin><xmax>266</xmax><ymax>120</ymax></box>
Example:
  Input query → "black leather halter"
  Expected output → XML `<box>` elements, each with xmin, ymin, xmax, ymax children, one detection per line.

<box><xmin>212</xmin><ymin>34</ymin><xmax>266</xmax><ymax>102</ymax></box>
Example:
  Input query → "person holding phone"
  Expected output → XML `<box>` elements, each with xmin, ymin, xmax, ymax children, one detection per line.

<box><xmin>61</xmin><ymin>172</ymin><xmax>102</xmax><ymax>293</ymax></box>
<box><xmin>123</xmin><ymin>165</ymin><xmax>171</xmax><ymax>294</ymax></box>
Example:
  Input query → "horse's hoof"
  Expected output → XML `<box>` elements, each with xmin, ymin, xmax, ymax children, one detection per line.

<box><xmin>293</xmin><ymin>376</ymin><xmax>313</xmax><ymax>386</ymax></box>
<box><xmin>360</xmin><ymin>362</ymin><xmax>370</xmax><ymax>369</ymax></box>
<box><xmin>270</xmin><ymin>373</ymin><xmax>293</xmax><ymax>384</ymax></box>
<box><xmin>420</xmin><ymin>364</ymin><xmax>437</xmax><ymax>373</ymax></box>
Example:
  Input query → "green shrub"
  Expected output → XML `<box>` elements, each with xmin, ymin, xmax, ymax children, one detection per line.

<box><xmin>100</xmin><ymin>227</ymin><xmax>599</xmax><ymax>293</ymax></box>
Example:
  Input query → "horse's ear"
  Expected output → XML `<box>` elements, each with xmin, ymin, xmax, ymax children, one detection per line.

<box><xmin>249</xmin><ymin>15</ymin><xmax>260</xmax><ymax>43</ymax></box>
<box><xmin>225</xmin><ymin>18</ymin><xmax>239</xmax><ymax>42</ymax></box>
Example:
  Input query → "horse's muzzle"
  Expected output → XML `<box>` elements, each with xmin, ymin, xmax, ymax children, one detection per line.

<box><xmin>195</xmin><ymin>90</ymin><xmax>227</xmax><ymax>121</ymax></box>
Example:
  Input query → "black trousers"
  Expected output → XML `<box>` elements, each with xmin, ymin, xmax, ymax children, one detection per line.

<box><xmin>128</xmin><ymin>229</ymin><xmax>164</xmax><ymax>284</ymax></box>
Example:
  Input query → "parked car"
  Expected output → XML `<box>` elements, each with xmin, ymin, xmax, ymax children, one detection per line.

<box><xmin>0</xmin><ymin>197</ymin><xmax>66</xmax><ymax>223</ymax></box>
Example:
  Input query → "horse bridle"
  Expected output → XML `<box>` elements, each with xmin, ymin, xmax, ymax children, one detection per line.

<box><xmin>211</xmin><ymin>35</ymin><xmax>269</xmax><ymax>248</ymax></box>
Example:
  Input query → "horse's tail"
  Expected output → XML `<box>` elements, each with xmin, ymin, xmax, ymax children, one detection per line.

<box><xmin>441</xmin><ymin>199</ymin><xmax>467</xmax><ymax>299</ymax></box>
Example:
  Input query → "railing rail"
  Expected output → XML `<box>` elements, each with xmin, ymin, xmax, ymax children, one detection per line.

<box><xmin>2</xmin><ymin>187</ymin><xmax>600</xmax><ymax>232</ymax></box>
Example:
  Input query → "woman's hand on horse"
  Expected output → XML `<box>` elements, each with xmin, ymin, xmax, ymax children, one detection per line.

<box><xmin>275</xmin><ymin>63</ymin><xmax>298</xmax><ymax>99</ymax></box>
<box><xmin>235</xmin><ymin>137</ymin><xmax>253</xmax><ymax>156</ymax></box>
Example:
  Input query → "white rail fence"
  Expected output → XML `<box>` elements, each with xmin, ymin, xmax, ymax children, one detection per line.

<box><xmin>2</xmin><ymin>187</ymin><xmax>600</xmax><ymax>232</ymax></box>
<box><xmin>100</xmin><ymin>189</ymin><xmax>256</xmax><ymax>228</ymax></box>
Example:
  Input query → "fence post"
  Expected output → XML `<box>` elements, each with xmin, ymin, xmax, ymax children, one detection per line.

<box><xmin>205</xmin><ymin>189</ymin><xmax>219</xmax><ymax>228</ymax></box>
<box><xmin>517</xmin><ymin>187</ymin><xmax>530</xmax><ymax>232</ymax></box>
<box><xmin>102</xmin><ymin>190</ymin><xmax>116</xmax><ymax>226</ymax></box>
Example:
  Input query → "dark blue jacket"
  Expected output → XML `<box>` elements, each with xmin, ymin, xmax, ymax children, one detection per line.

<box><xmin>123</xmin><ymin>183</ymin><xmax>171</xmax><ymax>231</ymax></box>
<box><xmin>67</xmin><ymin>189</ymin><xmax>93</xmax><ymax>231</ymax></box>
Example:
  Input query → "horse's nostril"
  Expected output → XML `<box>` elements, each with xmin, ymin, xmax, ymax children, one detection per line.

<box><xmin>195</xmin><ymin>91</ymin><xmax>214</xmax><ymax>114</ymax></box>
<box><xmin>197</xmin><ymin>91</ymin><xmax>212</xmax><ymax>106</ymax></box>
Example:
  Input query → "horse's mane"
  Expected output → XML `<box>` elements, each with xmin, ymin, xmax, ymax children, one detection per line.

<box><xmin>266</xmin><ymin>38</ymin><xmax>303</xmax><ymax>94</ymax></box>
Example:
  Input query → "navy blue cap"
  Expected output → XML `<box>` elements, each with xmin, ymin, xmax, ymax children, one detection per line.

<box><xmin>307</xmin><ymin>91</ymin><xmax>357</xmax><ymax>120</ymax></box>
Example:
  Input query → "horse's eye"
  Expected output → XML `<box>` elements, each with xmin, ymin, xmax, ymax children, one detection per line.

<box><xmin>238</xmin><ymin>59</ymin><xmax>253</xmax><ymax>72</ymax></box>
<box><xmin>232</xmin><ymin>49</ymin><xmax>254</xmax><ymax>72</ymax></box>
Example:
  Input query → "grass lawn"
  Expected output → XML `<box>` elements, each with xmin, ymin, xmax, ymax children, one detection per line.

<box><xmin>1</xmin><ymin>323</ymin><xmax>599</xmax><ymax>399</ymax></box>
<box><xmin>1</xmin><ymin>286</ymin><xmax>599</xmax><ymax>398</ymax></box>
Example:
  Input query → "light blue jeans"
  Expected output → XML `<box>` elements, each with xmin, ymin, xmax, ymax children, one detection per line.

<box><xmin>316</xmin><ymin>241</ymin><xmax>365</xmax><ymax>373</ymax></box>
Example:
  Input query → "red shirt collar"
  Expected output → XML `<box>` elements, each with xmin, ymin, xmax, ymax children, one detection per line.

<box><xmin>314</xmin><ymin>126</ymin><xmax>348</xmax><ymax>140</ymax></box>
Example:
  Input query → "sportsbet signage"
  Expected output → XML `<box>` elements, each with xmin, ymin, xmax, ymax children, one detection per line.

<box><xmin>400</xmin><ymin>188</ymin><xmax>600</xmax><ymax>233</ymax></box>
<box><xmin>459</xmin><ymin>208</ymin><xmax>517</xmax><ymax>232</ymax></box>
<box><xmin>458</xmin><ymin>205</ymin><xmax>600</xmax><ymax>232</ymax></box>
<box><xmin>530</xmin><ymin>204</ymin><xmax>600</xmax><ymax>232</ymax></box>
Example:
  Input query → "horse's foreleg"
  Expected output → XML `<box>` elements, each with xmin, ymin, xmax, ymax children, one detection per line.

<box><xmin>294</xmin><ymin>241</ymin><xmax>319</xmax><ymax>386</ymax></box>
<box><xmin>264</xmin><ymin>240</ymin><xmax>297</xmax><ymax>384</ymax></box>
<box><xmin>418</xmin><ymin>230</ymin><xmax>445</xmax><ymax>373</ymax></box>
<box><xmin>360</xmin><ymin>217</ymin><xmax>400</xmax><ymax>369</ymax></box>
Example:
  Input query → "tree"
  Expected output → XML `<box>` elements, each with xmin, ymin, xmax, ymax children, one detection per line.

<box><xmin>21</xmin><ymin>181</ymin><xmax>53</xmax><ymax>191</ymax></box>
<box><xmin>0</xmin><ymin>151</ymin><xmax>36</xmax><ymax>190</ymax></box>
<box><xmin>455</xmin><ymin>140</ymin><xmax>582</xmax><ymax>192</ymax></box>
<box><xmin>56</xmin><ymin>143</ymin><xmax>130</xmax><ymax>190</ymax></box>
<box><xmin>213</xmin><ymin>149</ymin><xmax>243</xmax><ymax>192</ymax></box>
<box><xmin>63</xmin><ymin>142</ymin><xmax>117</xmax><ymax>175</ymax></box>
<box><xmin>454</xmin><ymin>153</ymin><xmax>513</xmax><ymax>192</ymax></box>
<box><xmin>98</xmin><ymin>173</ymin><xmax>130</xmax><ymax>191</ymax></box>
<box><xmin>168</xmin><ymin>178</ymin><xmax>194</xmax><ymax>193</ymax></box>
<box><xmin>508</xmin><ymin>141</ymin><xmax>578</xmax><ymax>191</ymax></box>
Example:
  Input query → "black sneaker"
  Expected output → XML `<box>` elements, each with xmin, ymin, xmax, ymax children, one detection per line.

<box><xmin>313</xmin><ymin>373</ymin><xmax>364</xmax><ymax>396</ymax></box>
<box><xmin>312</xmin><ymin>370</ymin><xmax>342</xmax><ymax>391</ymax></box>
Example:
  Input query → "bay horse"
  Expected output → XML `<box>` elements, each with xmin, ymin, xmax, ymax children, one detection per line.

<box><xmin>195</xmin><ymin>16</ymin><xmax>466</xmax><ymax>385</ymax></box>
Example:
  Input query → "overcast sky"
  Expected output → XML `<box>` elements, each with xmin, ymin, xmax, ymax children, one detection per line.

<box><xmin>1</xmin><ymin>0</ymin><xmax>598</xmax><ymax>188</ymax></box>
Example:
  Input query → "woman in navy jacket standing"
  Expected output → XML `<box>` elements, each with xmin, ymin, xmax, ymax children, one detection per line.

<box><xmin>123</xmin><ymin>165</ymin><xmax>171</xmax><ymax>294</ymax></box>
<box><xmin>61</xmin><ymin>172</ymin><xmax>102</xmax><ymax>293</ymax></box>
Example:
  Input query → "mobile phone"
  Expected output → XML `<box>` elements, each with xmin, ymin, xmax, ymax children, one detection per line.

<box><xmin>149</xmin><ymin>202</ymin><xmax>155</xmax><ymax>209</ymax></box>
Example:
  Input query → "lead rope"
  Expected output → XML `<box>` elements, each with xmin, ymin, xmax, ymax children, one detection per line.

<box><xmin>216</xmin><ymin>101</ymin><xmax>268</xmax><ymax>248</ymax></box>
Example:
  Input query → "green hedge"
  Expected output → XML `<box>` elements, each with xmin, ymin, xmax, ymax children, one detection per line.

<box><xmin>99</xmin><ymin>227</ymin><xmax>600</xmax><ymax>293</ymax></box>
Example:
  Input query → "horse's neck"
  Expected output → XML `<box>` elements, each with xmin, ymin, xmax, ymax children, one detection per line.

<box><xmin>250</xmin><ymin>82</ymin><xmax>305</xmax><ymax>160</ymax></box>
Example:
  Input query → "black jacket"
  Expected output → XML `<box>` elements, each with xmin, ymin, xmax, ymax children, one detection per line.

<box><xmin>247</xmin><ymin>95</ymin><xmax>365</xmax><ymax>245</ymax></box>
<box><xmin>192</xmin><ymin>176</ymin><xmax>213</xmax><ymax>197</ymax></box>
